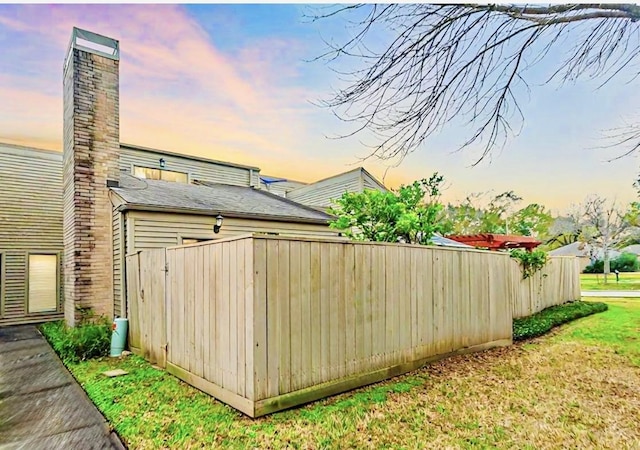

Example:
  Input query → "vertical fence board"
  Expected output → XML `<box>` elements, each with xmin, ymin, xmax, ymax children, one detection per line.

<box><xmin>319</xmin><ymin>243</ymin><xmax>331</xmax><ymax>383</ymax></box>
<box><xmin>289</xmin><ymin>241</ymin><xmax>302</xmax><ymax>392</ymax></box>
<box><xmin>253</xmin><ymin>239</ymin><xmax>268</xmax><ymax>401</ymax></box>
<box><xmin>237</xmin><ymin>241</ymin><xmax>246</xmax><ymax>398</ymax></box>
<box><xmin>299</xmin><ymin>242</ymin><xmax>312</xmax><ymax>390</ymax></box>
<box><xmin>228</xmin><ymin>241</ymin><xmax>238</xmax><ymax>394</ymax></box>
<box><xmin>354</xmin><ymin>245</ymin><xmax>367</xmax><ymax>373</ymax></box>
<box><xmin>309</xmin><ymin>241</ymin><xmax>321</xmax><ymax>386</ymax></box>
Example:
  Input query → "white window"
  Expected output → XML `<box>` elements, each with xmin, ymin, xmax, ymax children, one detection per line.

<box><xmin>28</xmin><ymin>254</ymin><xmax>58</xmax><ymax>313</ymax></box>
<box><xmin>133</xmin><ymin>166</ymin><xmax>188</xmax><ymax>183</ymax></box>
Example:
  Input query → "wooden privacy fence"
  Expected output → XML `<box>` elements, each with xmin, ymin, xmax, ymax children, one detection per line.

<box><xmin>125</xmin><ymin>234</ymin><xmax>580</xmax><ymax>417</ymax></box>
<box><xmin>511</xmin><ymin>256</ymin><xmax>581</xmax><ymax>319</ymax></box>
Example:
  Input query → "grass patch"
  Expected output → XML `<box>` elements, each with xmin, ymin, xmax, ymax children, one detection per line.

<box><xmin>63</xmin><ymin>299</ymin><xmax>640</xmax><ymax>449</ymax></box>
<box><xmin>581</xmin><ymin>272</ymin><xmax>640</xmax><ymax>291</ymax></box>
<box><xmin>551</xmin><ymin>298</ymin><xmax>640</xmax><ymax>367</ymax></box>
<box><xmin>40</xmin><ymin>319</ymin><xmax>111</xmax><ymax>364</ymax></box>
<box><xmin>513</xmin><ymin>301</ymin><xmax>608</xmax><ymax>341</ymax></box>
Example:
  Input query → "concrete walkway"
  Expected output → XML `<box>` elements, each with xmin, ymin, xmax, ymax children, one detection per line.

<box><xmin>581</xmin><ymin>290</ymin><xmax>640</xmax><ymax>298</ymax></box>
<box><xmin>0</xmin><ymin>325</ymin><xmax>124</xmax><ymax>450</ymax></box>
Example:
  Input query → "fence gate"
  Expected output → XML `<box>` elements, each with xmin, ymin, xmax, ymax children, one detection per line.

<box><xmin>126</xmin><ymin>248</ymin><xmax>167</xmax><ymax>367</ymax></box>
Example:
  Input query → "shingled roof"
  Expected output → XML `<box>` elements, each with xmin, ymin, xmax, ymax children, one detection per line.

<box><xmin>111</xmin><ymin>174</ymin><xmax>333</xmax><ymax>224</ymax></box>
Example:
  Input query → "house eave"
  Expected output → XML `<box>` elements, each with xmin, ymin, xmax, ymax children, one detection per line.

<box><xmin>115</xmin><ymin>202</ymin><xmax>331</xmax><ymax>225</ymax></box>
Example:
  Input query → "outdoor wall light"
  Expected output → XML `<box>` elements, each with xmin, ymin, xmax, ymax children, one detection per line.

<box><xmin>214</xmin><ymin>214</ymin><xmax>224</xmax><ymax>234</ymax></box>
<box><xmin>159</xmin><ymin>158</ymin><xmax>166</xmax><ymax>168</ymax></box>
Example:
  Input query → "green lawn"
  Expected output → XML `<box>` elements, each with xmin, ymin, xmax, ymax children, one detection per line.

<box><xmin>66</xmin><ymin>300</ymin><xmax>640</xmax><ymax>449</ymax></box>
<box><xmin>581</xmin><ymin>272</ymin><xmax>640</xmax><ymax>290</ymax></box>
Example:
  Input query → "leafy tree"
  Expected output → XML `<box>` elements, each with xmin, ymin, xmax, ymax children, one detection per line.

<box><xmin>510</xmin><ymin>203</ymin><xmax>554</xmax><ymax>239</ymax></box>
<box><xmin>329</xmin><ymin>173</ymin><xmax>445</xmax><ymax>244</ymax></box>
<box><xmin>440</xmin><ymin>202</ymin><xmax>483</xmax><ymax>236</ymax></box>
<box><xmin>315</xmin><ymin>4</ymin><xmax>640</xmax><ymax>163</ymax></box>
<box><xmin>441</xmin><ymin>191</ymin><xmax>552</xmax><ymax>239</ymax></box>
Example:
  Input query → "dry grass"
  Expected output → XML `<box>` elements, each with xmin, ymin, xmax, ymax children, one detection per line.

<box><xmin>69</xmin><ymin>299</ymin><xmax>640</xmax><ymax>449</ymax></box>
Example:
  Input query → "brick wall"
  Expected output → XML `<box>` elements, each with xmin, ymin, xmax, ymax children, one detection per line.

<box><xmin>63</xmin><ymin>45</ymin><xmax>120</xmax><ymax>326</ymax></box>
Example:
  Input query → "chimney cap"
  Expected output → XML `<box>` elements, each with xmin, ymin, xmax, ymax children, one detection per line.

<box><xmin>65</xmin><ymin>27</ymin><xmax>119</xmax><ymax>70</ymax></box>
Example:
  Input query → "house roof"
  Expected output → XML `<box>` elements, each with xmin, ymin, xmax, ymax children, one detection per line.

<box><xmin>620</xmin><ymin>244</ymin><xmax>640</xmax><ymax>255</ymax></box>
<box><xmin>549</xmin><ymin>242</ymin><xmax>622</xmax><ymax>259</ymax></box>
<box><xmin>111</xmin><ymin>174</ymin><xmax>333</xmax><ymax>224</ymax></box>
<box><xmin>430</xmin><ymin>234</ymin><xmax>474</xmax><ymax>248</ymax></box>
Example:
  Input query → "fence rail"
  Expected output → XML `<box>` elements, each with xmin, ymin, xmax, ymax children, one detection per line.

<box><xmin>125</xmin><ymin>234</ymin><xmax>580</xmax><ymax>417</ymax></box>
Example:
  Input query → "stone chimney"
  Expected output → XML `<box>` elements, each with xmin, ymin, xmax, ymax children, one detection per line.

<box><xmin>63</xmin><ymin>28</ymin><xmax>120</xmax><ymax>326</ymax></box>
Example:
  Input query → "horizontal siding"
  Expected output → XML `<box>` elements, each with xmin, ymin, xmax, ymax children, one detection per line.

<box><xmin>1</xmin><ymin>251</ymin><xmax>63</xmax><ymax>325</ymax></box>
<box><xmin>128</xmin><ymin>211</ymin><xmax>339</xmax><ymax>252</ymax></box>
<box><xmin>113</xmin><ymin>209</ymin><xmax>123</xmax><ymax>317</ymax></box>
<box><xmin>120</xmin><ymin>146</ymin><xmax>256</xmax><ymax>188</ymax></box>
<box><xmin>363</xmin><ymin>175</ymin><xmax>387</xmax><ymax>191</ymax></box>
<box><xmin>0</xmin><ymin>146</ymin><xmax>63</xmax><ymax>249</ymax></box>
<box><xmin>288</xmin><ymin>175</ymin><xmax>361</xmax><ymax>209</ymax></box>
<box><xmin>0</xmin><ymin>145</ymin><xmax>64</xmax><ymax>325</ymax></box>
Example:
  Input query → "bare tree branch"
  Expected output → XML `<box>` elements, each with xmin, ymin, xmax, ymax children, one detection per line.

<box><xmin>313</xmin><ymin>4</ymin><xmax>640</xmax><ymax>165</ymax></box>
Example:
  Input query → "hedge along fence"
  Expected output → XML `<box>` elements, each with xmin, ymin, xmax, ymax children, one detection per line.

<box><xmin>125</xmin><ymin>234</ymin><xmax>579</xmax><ymax>417</ymax></box>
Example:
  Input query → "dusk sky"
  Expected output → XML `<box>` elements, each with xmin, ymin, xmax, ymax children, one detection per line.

<box><xmin>1</xmin><ymin>4</ymin><xmax>639</xmax><ymax>213</ymax></box>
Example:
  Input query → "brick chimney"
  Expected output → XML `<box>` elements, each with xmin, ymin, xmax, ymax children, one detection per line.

<box><xmin>63</xmin><ymin>28</ymin><xmax>120</xmax><ymax>326</ymax></box>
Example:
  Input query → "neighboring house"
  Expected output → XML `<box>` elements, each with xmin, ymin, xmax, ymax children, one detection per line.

<box><xmin>430</xmin><ymin>234</ymin><xmax>474</xmax><ymax>249</ymax></box>
<box><xmin>548</xmin><ymin>242</ymin><xmax>622</xmax><ymax>271</ymax></box>
<box><xmin>548</xmin><ymin>241</ymin><xmax>621</xmax><ymax>259</ymax></box>
<box><xmin>620</xmin><ymin>244</ymin><xmax>640</xmax><ymax>256</ymax></box>
<box><xmin>286</xmin><ymin>167</ymin><xmax>388</xmax><ymax>211</ymax></box>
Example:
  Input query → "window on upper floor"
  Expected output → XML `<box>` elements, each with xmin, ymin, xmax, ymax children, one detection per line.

<box><xmin>133</xmin><ymin>166</ymin><xmax>188</xmax><ymax>183</ymax></box>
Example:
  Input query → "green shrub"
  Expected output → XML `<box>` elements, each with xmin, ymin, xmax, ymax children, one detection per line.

<box><xmin>40</xmin><ymin>317</ymin><xmax>111</xmax><ymax>364</ymax></box>
<box><xmin>584</xmin><ymin>252</ymin><xmax>640</xmax><ymax>273</ymax></box>
<box><xmin>513</xmin><ymin>301</ymin><xmax>608</xmax><ymax>341</ymax></box>
<box><xmin>510</xmin><ymin>249</ymin><xmax>548</xmax><ymax>279</ymax></box>
<box><xmin>612</xmin><ymin>252</ymin><xmax>640</xmax><ymax>272</ymax></box>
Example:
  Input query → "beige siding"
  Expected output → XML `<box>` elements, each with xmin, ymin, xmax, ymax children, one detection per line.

<box><xmin>363</xmin><ymin>172</ymin><xmax>387</xmax><ymax>191</ymax></box>
<box><xmin>125</xmin><ymin>210</ymin><xmax>338</xmax><ymax>252</ymax></box>
<box><xmin>0</xmin><ymin>144</ymin><xmax>64</xmax><ymax>325</ymax></box>
<box><xmin>120</xmin><ymin>145</ymin><xmax>260</xmax><ymax>188</ymax></box>
<box><xmin>287</xmin><ymin>168</ymin><xmax>387</xmax><ymax>210</ymax></box>
<box><xmin>113</xmin><ymin>208</ymin><xmax>124</xmax><ymax>317</ymax></box>
<box><xmin>287</xmin><ymin>171</ymin><xmax>363</xmax><ymax>209</ymax></box>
